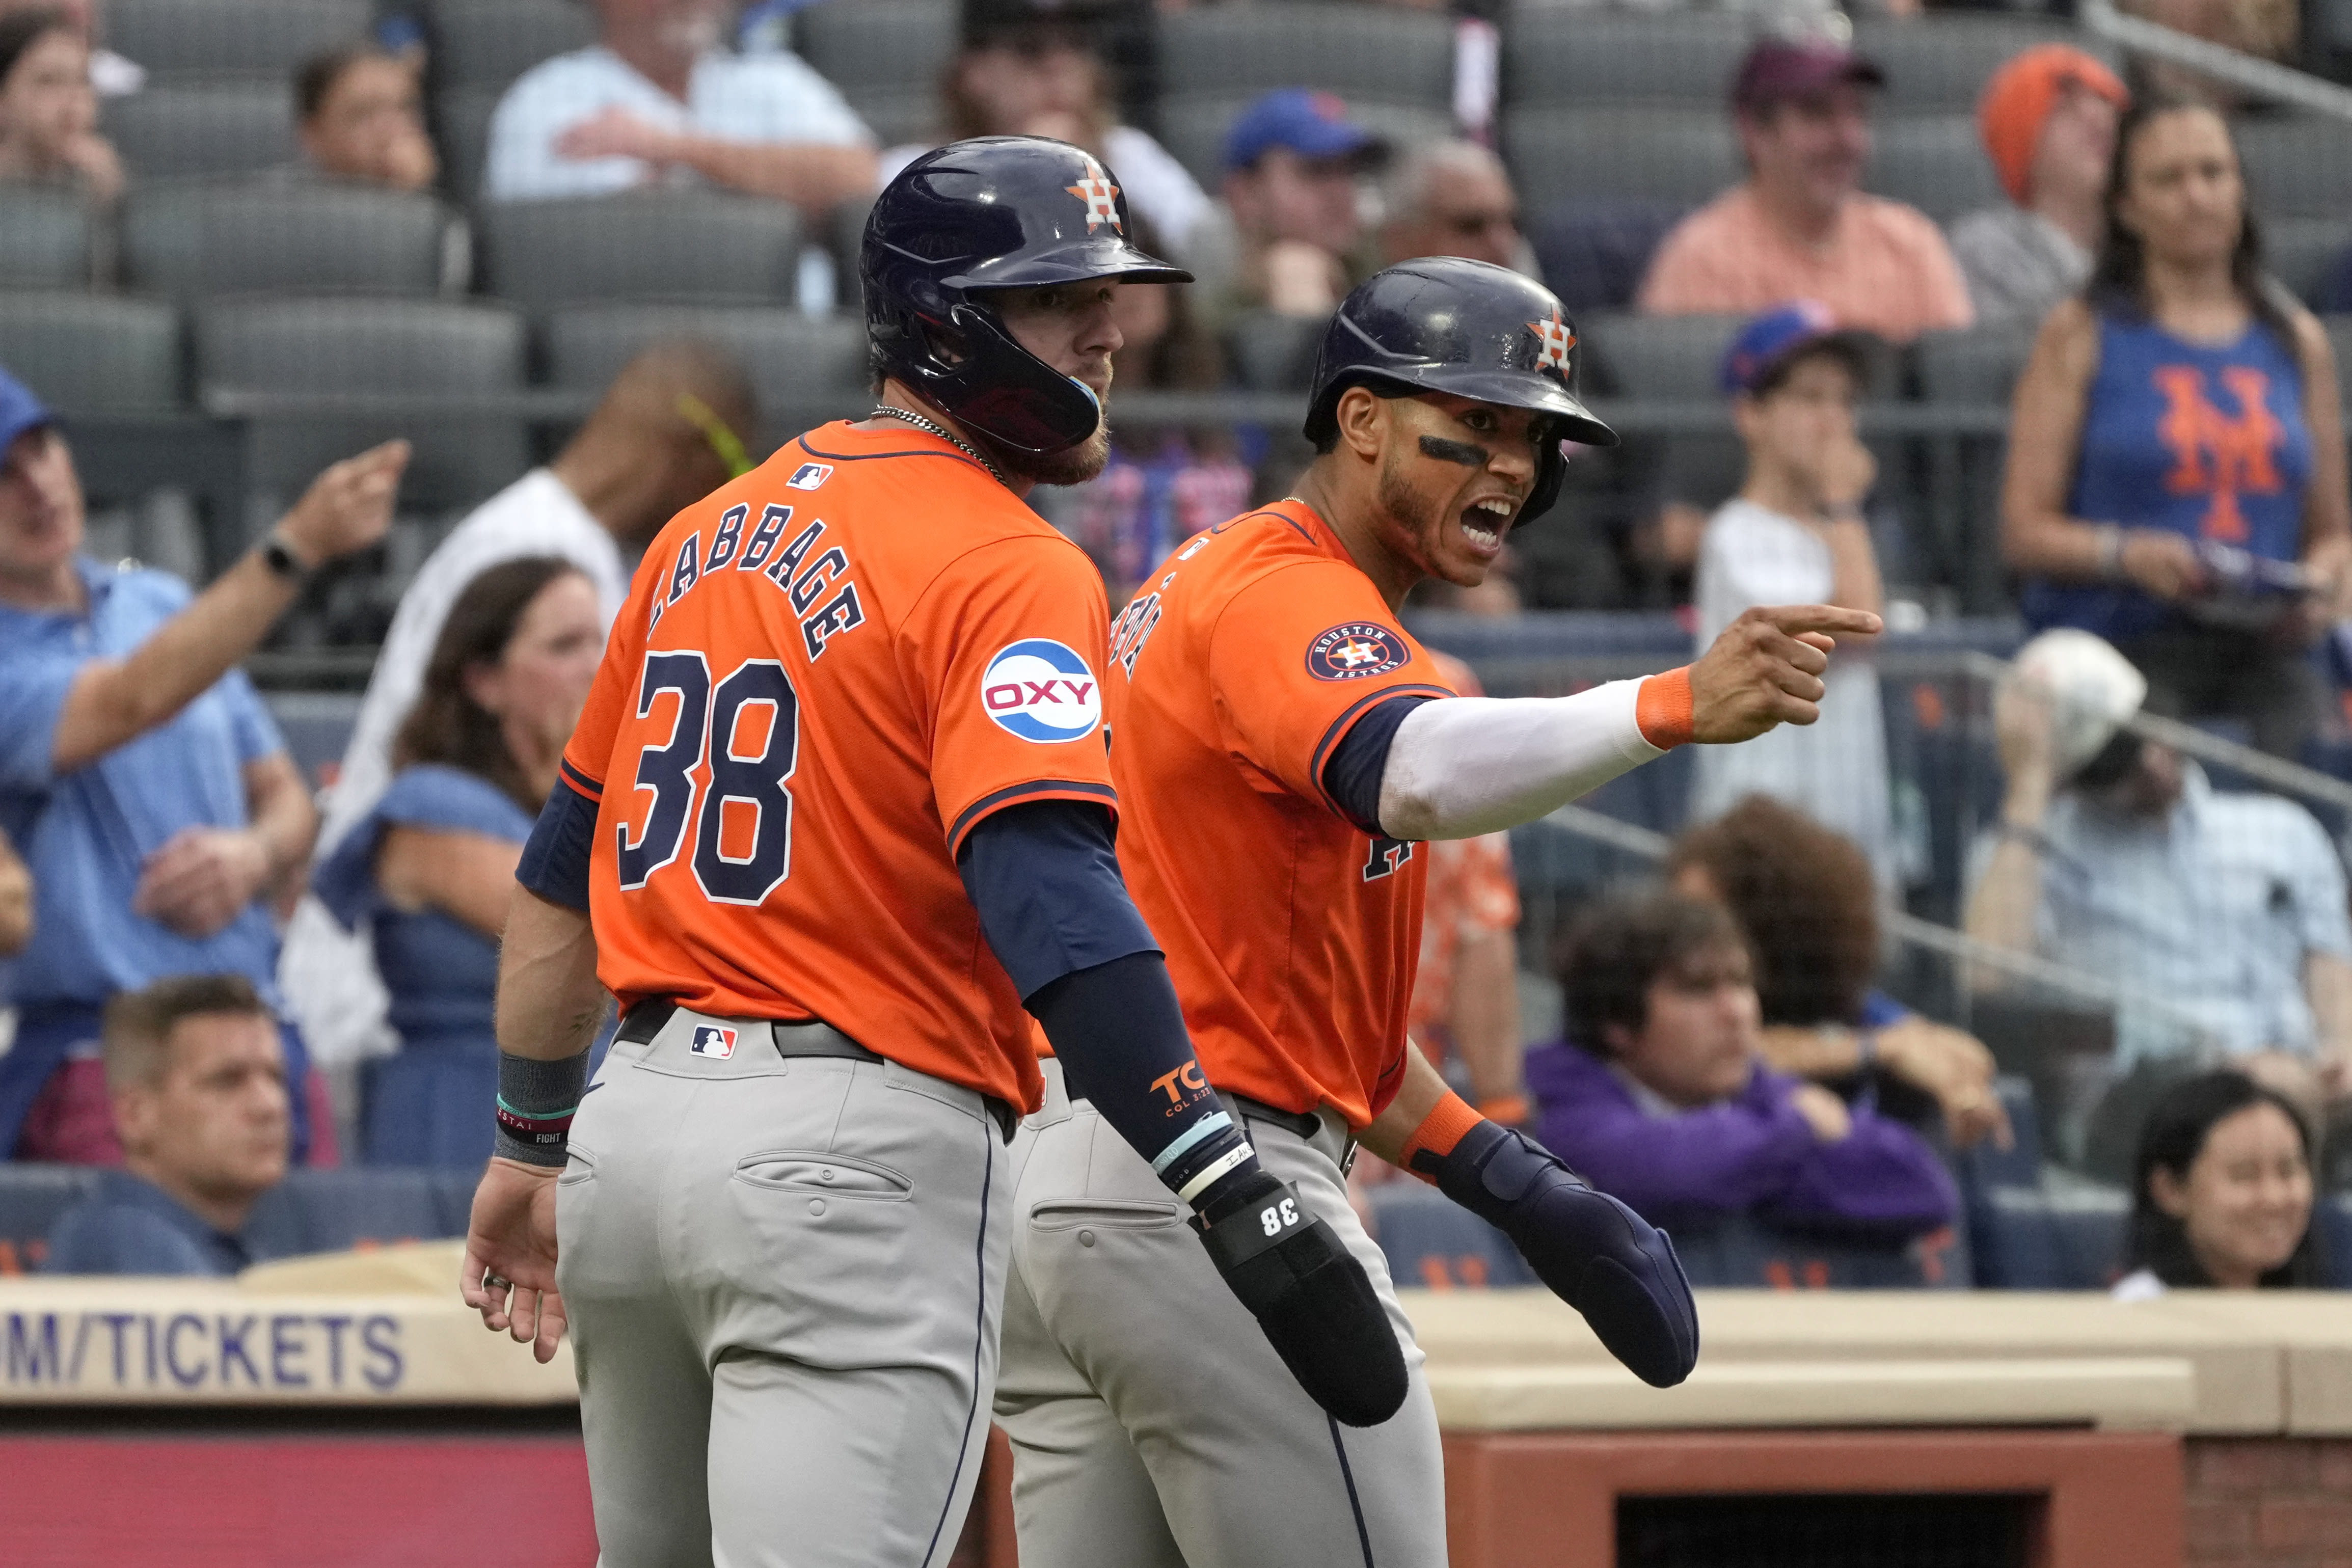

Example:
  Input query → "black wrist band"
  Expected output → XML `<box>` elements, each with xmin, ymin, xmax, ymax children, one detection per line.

<box><xmin>259</xmin><ymin>534</ymin><xmax>312</xmax><ymax>583</ymax></box>
<box><xmin>494</xmin><ymin>1049</ymin><xmax>591</xmax><ymax>1167</ymax></box>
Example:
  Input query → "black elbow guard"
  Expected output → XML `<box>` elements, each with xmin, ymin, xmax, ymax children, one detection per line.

<box><xmin>1196</xmin><ymin>1171</ymin><xmax>1410</xmax><ymax>1428</ymax></box>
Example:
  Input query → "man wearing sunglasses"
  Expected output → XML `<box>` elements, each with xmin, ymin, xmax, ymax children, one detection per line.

<box><xmin>281</xmin><ymin>339</ymin><xmax>758</xmax><ymax>1071</ymax></box>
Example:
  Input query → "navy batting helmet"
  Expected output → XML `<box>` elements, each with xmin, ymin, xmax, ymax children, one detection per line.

<box><xmin>1303</xmin><ymin>257</ymin><xmax>1616</xmax><ymax>526</ymax></box>
<box><xmin>862</xmin><ymin>136</ymin><xmax>1191</xmax><ymax>456</ymax></box>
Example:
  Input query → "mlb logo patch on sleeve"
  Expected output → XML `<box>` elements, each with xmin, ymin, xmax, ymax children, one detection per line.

<box><xmin>1307</xmin><ymin>623</ymin><xmax>1410</xmax><ymax>681</ymax></box>
<box><xmin>788</xmin><ymin>463</ymin><xmax>832</xmax><ymax>491</ymax></box>
<box><xmin>981</xmin><ymin>638</ymin><xmax>1102</xmax><ymax>743</ymax></box>
<box><xmin>690</xmin><ymin>1025</ymin><xmax>739</xmax><ymax>1059</ymax></box>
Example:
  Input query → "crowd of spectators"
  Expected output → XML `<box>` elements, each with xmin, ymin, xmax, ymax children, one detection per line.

<box><xmin>0</xmin><ymin>0</ymin><xmax>2345</xmax><ymax>1303</ymax></box>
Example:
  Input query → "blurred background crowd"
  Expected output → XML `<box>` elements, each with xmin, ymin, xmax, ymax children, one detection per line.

<box><xmin>4</xmin><ymin>0</ymin><xmax>2352</xmax><ymax>1305</ymax></box>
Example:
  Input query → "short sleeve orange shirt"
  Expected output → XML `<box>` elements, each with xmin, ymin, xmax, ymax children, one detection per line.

<box><xmin>559</xmin><ymin>422</ymin><xmax>1120</xmax><ymax>1112</ymax></box>
<box><xmin>1104</xmin><ymin>499</ymin><xmax>1457</xmax><ymax>1126</ymax></box>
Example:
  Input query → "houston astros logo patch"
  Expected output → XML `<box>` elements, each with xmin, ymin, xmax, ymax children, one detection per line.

<box><xmin>1528</xmin><ymin>309</ymin><xmax>1575</xmax><ymax>375</ymax></box>
<box><xmin>1307</xmin><ymin>623</ymin><xmax>1409</xmax><ymax>681</ymax></box>
<box><xmin>1066</xmin><ymin>156</ymin><xmax>1123</xmax><ymax>233</ymax></box>
<box><xmin>982</xmin><ymin>638</ymin><xmax>1102</xmax><ymax>743</ymax></box>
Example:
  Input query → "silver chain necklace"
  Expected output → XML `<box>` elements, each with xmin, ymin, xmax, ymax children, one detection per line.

<box><xmin>867</xmin><ymin>404</ymin><xmax>1006</xmax><ymax>488</ymax></box>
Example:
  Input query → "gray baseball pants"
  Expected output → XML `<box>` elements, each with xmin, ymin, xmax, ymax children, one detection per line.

<box><xmin>555</xmin><ymin>1006</ymin><xmax>1014</xmax><ymax>1568</ymax></box>
<box><xmin>992</xmin><ymin>1058</ymin><xmax>1448</xmax><ymax>1567</ymax></box>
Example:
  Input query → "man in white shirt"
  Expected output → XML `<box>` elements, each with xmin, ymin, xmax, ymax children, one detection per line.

<box><xmin>1692</xmin><ymin>302</ymin><xmax>1893</xmax><ymax>881</ymax></box>
<box><xmin>280</xmin><ymin>342</ymin><xmax>756</xmax><ymax>1072</ymax></box>
<box><xmin>483</xmin><ymin>0</ymin><xmax>875</xmax><ymax>213</ymax></box>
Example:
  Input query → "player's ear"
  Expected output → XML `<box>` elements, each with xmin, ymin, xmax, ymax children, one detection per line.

<box><xmin>1334</xmin><ymin>384</ymin><xmax>1388</xmax><ymax>462</ymax></box>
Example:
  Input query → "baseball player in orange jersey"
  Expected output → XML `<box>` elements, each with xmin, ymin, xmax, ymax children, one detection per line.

<box><xmin>992</xmin><ymin>257</ymin><xmax>1882</xmax><ymax>1565</ymax></box>
<box><xmin>457</xmin><ymin>139</ymin><xmax>1409</xmax><ymax>1568</ymax></box>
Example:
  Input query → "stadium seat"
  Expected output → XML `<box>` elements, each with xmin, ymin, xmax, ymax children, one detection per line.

<box><xmin>1915</xmin><ymin>322</ymin><xmax>2035</xmax><ymax>406</ymax></box>
<box><xmin>1965</xmin><ymin>1183</ymin><xmax>2128</xmax><ymax>1290</ymax></box>
<box><xmin>263</xmin><ymin>690</ymin><xmax>363</xmax><ymax>788</ymax></box>
<box><xmin>542</xmin><ymin>302</ymin><xmax>867</xmax><ymax>430</ymax></box>
<box><xmin>1158</xmin><ymin>95</ymin><xmax>1452</xmax><ymax>188</ymax></box>
<box><xmin>105</xmin><ymin>80</ymin><xmax>300</xmax><ymax>180</ymax></box>
<box><xmin>105</xmin><ymin>0</ymin><xmax>373</xmax><ymax>80</ymax></box>
<box><xmin>0</xmin><ymin>1166</ymin><xmax>99</xmax><ymax>1275</ymax></box>
<box><xmin>1159</xmin><ymin>4</ymin><xmax>1456</xmax><ymax>109</ymax></box>
<box><xmin>197</xmin><ymin>295</ymin><xmax>530</xmax><ymax>516</ymax></box>
<box><xmin>2321</xmin><ymin>1195</ymin><xmax>2352</xmax><ymax>1288</ymax></box>
<box><xmin>1504</xmin><ymin>106</ymin><xmax>1739</xmax><ymax>213</ymax></box>
<box><xmin>1866</xmin><ymin>115</ymin><xmax>2000</xmax><ymax>222</ymax></box>
<box><xmin>246</xmin><ymin>1169</ymin><xmax>472</xmax><ymax>1258</ymax></box>
<box><xmin>435</xmin><ymin>82</ymin><xmax>502</xmax><ymax>206</ymax></box>
<box><xmin>1502</xmin><ymin>9</ymin><xmax>1753</xmax><ymax>110</ymax></box>
<box><xmin>1669</xmin><ymin>1211</ymin><xmax>1969</xmax><ymax>1290</ymax></box>
<box><xmin>1366</xmin><ymin>1180</ymin><xmax>1535</xmax><ymax>1291</ymax></box>
<box><xmin>2265</xmin><ymin>215</ymin><xmax>2352</xmax><ymax>308</ymax></box>
<box><xmin>1954</xmin><ymin>1075</ymin><xmax>2043</xmax><ymax>1195</ymax></box>
<box><xmin>794</xmin><ymin>0</ymin><xmax>956</xmax><ymax>146</ymax></box>
<box><xmin>0</xmin><ymin>292</ymin><xmax>184</xmax><ymax>412</ymax></box>
<box><xmin>1527</xmin><ymin>200</ymin><xmax>1688</xmax><ymax>314</ymax></box>
<box><xmin>430</xmin><ymin>0</ymin><xmax>599</xmax><ymax>90</ymax></box>
<box><xmin>478</xmin><ymin>193</ymin><xmax>804</xmax><ymax>315</ymax></box>
<box><xmin>2236</xmin><ymin>115</ymin><xmax>2352</xmax><ymax>220</ymax></box>
<box><xmin>0</xmin><ymin>185</ymin><xmax>94</xmax><ymax>288</ymax></box>
<box><xmin>1223</xmin><ymin>308</ymin><xmax>1323</xmax><ymax>392</ymax></box>
<box><xmin>1852</xmin><ymin>17</ymin><xmax>2105</xmax><ymax>114</ymax></box>
<box><xmin>1583</xmin><ymin>311</ymin><xmax>1744</xmax><ymax>400</ymax></box>
<box><xmin>123</xmin><ymin>179</ymin><xmax>454</xmax><ymax>298</ymax></box>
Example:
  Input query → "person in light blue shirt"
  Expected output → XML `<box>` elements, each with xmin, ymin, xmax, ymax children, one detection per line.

<box><xmin>312</xmin><ymin>558</ymin><xmax>604</xmax><ymax>1168</ymax></box>
<box><xmin>483</xmin><ymin>0</ymin><xmax>875</xmax><ymax>212</ymax></box>
<box><xmin>44</xmin><ymin>975</ymin><xmax>290</xmax><ymax>1276</ymax></box>
<box><xmin>0</xmin><ymin>363</ymin><xmax>405</xmax><ymax>1161</ymax></box>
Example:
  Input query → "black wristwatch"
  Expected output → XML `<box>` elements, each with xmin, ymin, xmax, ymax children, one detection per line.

<box><xmin>259</xmin><ymin>533</ymin><xmax>312</xmax><ymax>583</ymax></box>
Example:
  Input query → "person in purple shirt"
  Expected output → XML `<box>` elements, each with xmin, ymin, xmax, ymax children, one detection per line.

<box><xmin>1528</xmin><ymin>888</ymin><xmax>1956</xmax><ymax>1238</ymax></box>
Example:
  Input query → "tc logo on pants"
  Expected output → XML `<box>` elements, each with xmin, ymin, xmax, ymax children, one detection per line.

<box><xmin>691</xmin><ymin>1025</ymin><xmax>739</xmax><ymax>1059</ymax></box>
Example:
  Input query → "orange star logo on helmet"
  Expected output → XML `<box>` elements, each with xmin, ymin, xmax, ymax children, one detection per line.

<box><xmin>1066</xmin><ymin>156</ymin><xmax>1123</xmax><ymax>234</ymax></box>
<box><xmin>1528</xmin><ymin>309</ymin><xmax>1576</xmax><ymax>375</ymax></box>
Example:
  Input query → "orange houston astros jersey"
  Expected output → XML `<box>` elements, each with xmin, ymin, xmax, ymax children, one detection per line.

<box><xmin>1104</xmin><ymin>499</ymin><xmax>1458</xmax><ymax>1127</ymax></box>
<box><xmin>558</xmin><ymin>421</ymin><xmax>1121</xmax><ymax>1113</ymax></box>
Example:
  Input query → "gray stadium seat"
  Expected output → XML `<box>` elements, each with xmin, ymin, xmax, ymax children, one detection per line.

<box><xmin>2327</xmin><ymin>315</ymin><xmax>2352</xmax><ymax>404</ymax></box>
<box><xmin>436</xmin><ymin>82</ymin><xmax>502</xmax><ymax>206</ymax></box>
<box><xmin>1852</xmin><ymin>17</ymin><xmax>2105</xmax><ymax>114</ymax></box>
<box><xmin>1866</xmin><ymin>115</ymin><xmax>2001</xmax><ymax>222</ymax></box>
<box><xmin>123</xmin><ymin>178</ymin><xmax>454</xmax><ymax>298</ymax></box>
<box><xmin>1161</xmin><ymin>94</ymin><xmax>1452</xmax><ymax>186</ymax></box>
<box><xmin>836</xmin><ymin>86</ymin><xmax>939</xmax><ymax>149</ymax></box>
<box><xmin>1159</xmin><ymin>4</ymin><xmax>1455</xmax><ymax>109</ymax></box>
<box><xmin>1915</xmin><ymin>323</ymin><xmax>2036</xmax><ymax>407</ymax></box>
<box><xmin>479</xmin><ymin>192</ymin><xmax>803</xmax><ymax>314</ymax></box>
<box><xmin>2265</xmin><ymin>215</ymin><xmax>2352</xmax><ymax>307</ymax></box>
<box><xmin>1502</xmin><ymin>9</ymin><xmax>1753</xmax><ymax>110</ymax></box>
<box><xmin>1224</xmin><ymin>308</ymin><xmax>1323</xmax><ymax>392</ymax></box>
<box><xmin>1504</xmin><ymin>106</ymin><xmax>1738</xmax><ymax>213</ymax></box>
<box><xmin>1583</xmin><ymin>311</ymin><xmax>1742</xmax><ymax>399</ymax></box>
<box><xmin>2236</xmin><ymin>114</ymin><xmax>2352</xmax><ymax>220</ymax></box>
<box><xmin>541</xmin><ymin>303</ymin><xmax>867</xmax><ymax>430</ymax></box>
<box><xmin>197</xmin><ymin>295</ymin><xmax>529</xmax><ymax>515</ymax></box>
<box><xmin>0</xmin><ymin>292</ymin><xmax>183</xmax><ymax>411</ymax></box>
<box><xmin>105</xmin><ymin>80</ymin><xmax>299</xmax><ymax>179</ymax></box>
<box><xmin>0</xmin><ymin>186</ymin><xmax>93</xmax><ymax>287</ymax></box>
<box><xmin>106</xmin><ymin>0</ymin><xmax>373</xmax><ymax>80</ymax></box>
<box><xmin>430</xmin><ymin>0</ymin><xmax>598</xmax><ymax>90</ymax></box>
<box><xmin>795</xmin><ymin>0</ymin><xmax>956</xmax><ymax>100</ymax></box>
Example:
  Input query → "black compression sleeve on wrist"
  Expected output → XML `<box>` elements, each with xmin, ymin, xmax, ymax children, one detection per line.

<box><xmin>1030</xmin><ymin>952</ymin><xmax>1262</xmax><ymax>1216</ymax></box>
<box><xmin>494</xmin><ymin>1049</ymin><xmax>590</xmax><ymax>1168</ymax></box>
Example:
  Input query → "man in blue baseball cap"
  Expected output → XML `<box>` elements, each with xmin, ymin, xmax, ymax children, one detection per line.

<box><xmin>1192</xmin><ymin>87</ymin><xmax>1389</xmax><ymax>336</ymax></box>
<box><xmin>1689</xmin><ymin>301</ymin><xmax>1896</xmax><ymax>882</ymax></box>
<box><xmin>0</xmin><ymin>362</ymin><xmax>405</xmax><ymax>1165</ymax></box>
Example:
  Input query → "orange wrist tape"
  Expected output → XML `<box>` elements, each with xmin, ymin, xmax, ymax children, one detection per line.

<box><xmin>1635</xmin><ymin>666</ymin><xmax>1694</xmax><ymax>749</ymax></box>
<box><xmin>1476</xmin><ymin>1093</ymin><xmax>1531</xmax><ymax>1127</ymax></box>
<box><xmin>1397</xmin><ymin>1089</ymin><xmax>1484</xmax><ymax>1184</ymax></box>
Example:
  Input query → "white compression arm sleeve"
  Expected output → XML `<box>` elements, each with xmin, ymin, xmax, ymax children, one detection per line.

<box><xmin>1376</xmin><ymin>680</ymin><xmax>1666</xmax><ymax>842</ymax></box>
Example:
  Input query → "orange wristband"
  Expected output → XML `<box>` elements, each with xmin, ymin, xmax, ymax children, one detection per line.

<box><xmin>1397</xmin><ymin>1089</ymin><xmax>1484</xmax><ymax>1184</ymax></box>
<box><xmin>1476</xmin><ymin>1093</ymin><xmax>1530</xmax><ymax>1128</ymax></box>
<box><xmin>1635</xmin><ymin>666</ymin><xmax>1694</xmax><ymax>749</ymax></box>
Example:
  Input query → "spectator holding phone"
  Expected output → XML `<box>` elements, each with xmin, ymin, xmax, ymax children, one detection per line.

<box><xmin>2002</xmin><ymin>96</ymin><xmax>2352</xmax><ymax>761</ymax></box>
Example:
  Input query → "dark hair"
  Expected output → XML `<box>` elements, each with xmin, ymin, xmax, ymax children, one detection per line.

<box><xmin>102</xmin><ymin>973</ymin><xmax>273</xmax><ymax>1094</ymax></box>
<box><xmin>2126</xmin><ymin>1069</ymin><xmax>2322</xmax><ymax>1288</ymax></box>
<box><xmin>294</xmin><ymin>43</ymin><xmax>401</xmax><ymax>123</ymax></box>
<box><xmin>0</xmin><ymin>9</ymin><xmax>73</xmax><ymax>87</ymax></box>
<box><xmin>393</xmin><ymin>557</ymin><xmax>583</xmax><ymax>815</ymax></box>
<box><xmin>1558</xmin><ymin>888</ymin><xmax>1750</xmax><ymax>1053</ymax></box>
<box><xmin>1667</xmin><ymin>796</ymin><xmax>1880</xmax><ymax>1026</ymax></box>
<box><xmin>1747</xmin><ymin>337</ymin><xmax>1874</xmax><ymax>402</ymax></box>
<box><xmin>2087</xmin><ymin>95</ymin><xmax>2296</xmax><ymax>353</ymax></box>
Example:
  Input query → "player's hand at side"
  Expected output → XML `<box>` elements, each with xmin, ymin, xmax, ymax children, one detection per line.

<box><xmin>460</xmin><ymin>1156</ymin><xmax>567</xmax><ymax>1363</ymax></box>
<box><xmin>1688</xmin><ymin>604</ymin><xmax>1883</xmax><ymax>743</ymax></box>
<box><xmin>276</xmin><ymin>440</ymin><xmax>410</xmax><ymax>568</ymax></box>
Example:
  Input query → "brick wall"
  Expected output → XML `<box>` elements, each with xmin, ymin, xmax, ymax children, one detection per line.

<box><xmin>2186</xmin><ymin>1438</ymin><xmax>2352</xmax><ymax>1568</ymax></box>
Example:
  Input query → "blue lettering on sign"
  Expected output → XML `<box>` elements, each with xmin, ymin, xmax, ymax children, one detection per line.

<box><xmin>0</xmin><ymin>1311</ymin><xmax>412</xmax><ymax>1393</ymax></box>
<box><xmin>164</xmin><ymin>1313</ymin><xmax>205</xmax><ymax>1389</ymax></box>
<box><xmin>272</xmin><ymin>1314</ymin><xmax>308</xmax><ymax>1388</ymax></box>
<box><xmin>218</xmin><ymin>1313</ymin><xmax>260</xmax><ymax>1387</ymax></box>
<box><xmin>6</xmin><ymin>1312</ymin><xmax>58</xmax><ymax>1382</ymax></box>
<box><xmin>362</xmin><ymin>1316</ymin><xmax>402</xmax><ymax>1391</ymax></box>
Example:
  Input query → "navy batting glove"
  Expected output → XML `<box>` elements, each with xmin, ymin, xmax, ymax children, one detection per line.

<box><xmin>1424</xmin><ymin>1121</ymin><xmax>1699</xmax><ymax>1387</ymax></box>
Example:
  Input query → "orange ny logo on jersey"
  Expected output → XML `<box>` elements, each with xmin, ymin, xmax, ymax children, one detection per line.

<box><xmin>1150</xmin><ymin>1061</ymin><xmax>1206</xmax><ymax>1104</ymax></box>
<box><xmin>2152</xmin><ymin>365</ymin><xmax>2285</xmax><ymax>544</ymax></box>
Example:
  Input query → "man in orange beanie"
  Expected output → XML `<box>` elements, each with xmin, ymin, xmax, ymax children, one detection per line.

<box><xmin>1950</xmin><ymin>43</ymin><xmax>2128</xmax><ymax>326</ymax></box>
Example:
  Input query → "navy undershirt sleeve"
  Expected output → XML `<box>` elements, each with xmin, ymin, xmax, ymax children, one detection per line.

<box><xmin>959</xmin><ymin>800</ymin><xmax>1262</xmax><ymax>1214</ymax></box>
<box><xmin>516</xmin><ymin>776</ymin><xmax>600</xmax><ymax>912</ymax></box>
<box><xmin>1319</xmin><ymin>693</ymin><xmax>1435</xmax><ymax>837</ymax></box>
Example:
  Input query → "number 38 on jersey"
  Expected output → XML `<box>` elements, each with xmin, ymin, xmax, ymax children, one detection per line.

<box><xmin>614</xmin><ymin>650</ymin><xmax>800</xmax><ymax>906</ymax></box>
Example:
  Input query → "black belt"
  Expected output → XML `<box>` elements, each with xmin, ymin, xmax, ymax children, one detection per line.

<box><xmin>617</xmin><ymin>998</ymin><xmax>1015</xmax><ymax>1142</ymax></box>
<box><xmin>1063</xmin><ymin>1077</ymin><xmax>1326</xmax><ymax>1144</ymax></box>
